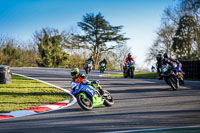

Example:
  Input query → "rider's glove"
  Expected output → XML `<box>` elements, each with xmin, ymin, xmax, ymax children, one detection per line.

<box><xmin>82</xmin><ymin>79</ymin><xmax>90</xmax><ymax>85</ymax></box>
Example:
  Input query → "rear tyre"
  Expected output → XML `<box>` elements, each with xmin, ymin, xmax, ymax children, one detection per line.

<box><xmin>76</xmin><ymin>93</ymin><xmax>93</xmax><ymax>111</ymax></box>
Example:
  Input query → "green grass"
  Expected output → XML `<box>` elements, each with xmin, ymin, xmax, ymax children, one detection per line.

<box><xmin>104</xmin><ymin>72</ymin><xmax>200</xmax><ymax>81</ymax></box>
<box><xmin>0</xmin><ymin>74</ymin><xmax>71</xmax><ymax>113</ymax></box>
<box><xmin>104</xmin><ymin>72</ymin><xmax>157</xmax><ymax>79</ymax></box>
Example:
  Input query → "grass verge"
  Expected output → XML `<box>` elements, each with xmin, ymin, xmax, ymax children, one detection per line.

<box><xmin>104</xmin><ymin>72</ymin><xmax>200</xmax><ymax>81</ymax></box>
<box><xmin>0</xmin><ymin>74</ymin><xmax>71</xmax><ymax>113</ymax></box>
<box><xmin>104</xmin><ymin>72</ymin><xmax>157</xmax><ymax>79</ymax></box>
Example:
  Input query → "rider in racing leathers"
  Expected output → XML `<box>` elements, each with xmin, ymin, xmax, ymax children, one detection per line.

<box><xmin>84</xmin><ymin>56</ymin><xmax>95</xmax><ymax>74</ymax></box>
<box><xmin>125</xmin><ymin>53</ymin><xmax>135</xmax><ymax>64</ymax></box>
<box><xmin>71</xmin><ymin>68</ymin><xmax>85</xmax><ymax>83</ymax></box>
<box><xmin>163</xmin><ymin>53</ymin><xmax>184</xmax><ymax>76</ymax></box>
<box><xmin>99</xmin><ymin>58</ymin><xmax>107</xmax><ymax>70</ymax></box>
<box><xmin>99</xmin><ymin>58</ymin><xmax>107</xmax><ymax>66</ymax></box>
<box><xmin>70</xmin><ymin>68</ymin><xmax>104</xmax><ymax>94</ymax></box>
<box><xmin>123</xmin><ymin>53</ymin><xmax>135</xmax><ymax>74</ymax></box>
<box><xmin>156</xmin><ymin>54</ymin><xmax>175</xmax><ymax>80</ymax></box>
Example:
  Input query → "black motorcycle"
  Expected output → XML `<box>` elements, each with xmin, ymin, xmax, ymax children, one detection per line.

<box><xmin>160</xmin><ymin>64</ymin><xmax>179</xmax><ymax>90</ymax></box>
<box><xmin>100</xmin><ymin>62</ymin><xmax>106</xmax><ymax>73</ymax></box>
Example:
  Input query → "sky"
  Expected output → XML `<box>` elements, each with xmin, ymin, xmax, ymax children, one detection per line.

<box><xmin>0</xmin><ymin>0</ymin><xmax>178</xmax><ymax>68</ymax></box>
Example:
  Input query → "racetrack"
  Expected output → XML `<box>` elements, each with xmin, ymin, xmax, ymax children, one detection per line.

<box><xmin>0</xmin><ymin>67</ymin><xmax>200</xmax><ymax>133</ymax></box>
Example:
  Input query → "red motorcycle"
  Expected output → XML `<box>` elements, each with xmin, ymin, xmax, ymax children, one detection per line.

<box><xmin>123</xmin><ymin>61</ymin><xmax>135</xmax><ymax>78</ymax></box>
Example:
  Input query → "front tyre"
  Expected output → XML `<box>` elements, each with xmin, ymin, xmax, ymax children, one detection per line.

<box><xmin>103</xmin><ymin>90</ymin><xmax>114</xmax><ymax>106</ymax></box>
<box><xmin>178</xmin><ymin>75</ymin><xmax>184</xmax><ymax>85</ymax></box>
<box><xmin>180</xmin><ymin>80</ymin><xmax>184</xmax><ymax>85</ymax></box>
<box><xmin>168</xmin><ymin>77</ymin><xmax>179</xmax><ymax>90</ymax></box>
<box><xmin>130</xmin><ymin>69</ymin><xmax>134</xmax><ymax>78</ymax></box>
<box><xmin>85</xmin><ymin>68</ymin><xmax>89</xmax><ymax>74</ymax></box>
<box><xmin>76</xmin><ymin>93</ymin><xmax>93</xmax><ymax>111</ymax></box>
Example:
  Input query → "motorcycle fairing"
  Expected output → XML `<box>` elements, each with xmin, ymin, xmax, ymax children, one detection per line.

<box><xmin>72</xmin><ymin>83</ymin><xmax>96</xmax><ymax>97</ymax></box>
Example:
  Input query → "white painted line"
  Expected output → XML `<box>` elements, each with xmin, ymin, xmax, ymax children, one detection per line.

<box><xmin>12</xmin><ymin>73</ymin><xmax>76</xmax><ymax>105</ymax></box>
<box><xmin>38</xmin><ymin>105</ymin><xmax>64</xmax><ymax>110</ymax></box>
<box><xmin>102</xmin><ymin>125</ymin><xmax>200</xmax><ymax>133</ymax></box>
<box><xmin>58</xmin><ymin>100</ymin><xmax>70</xmax><ymax>103</ymax></box>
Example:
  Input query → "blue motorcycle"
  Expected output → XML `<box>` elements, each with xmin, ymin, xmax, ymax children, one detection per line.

<box><xmin>71</xmin><ymin>80</ymin><xmax>114</xmax><ymax>111</ymax></box>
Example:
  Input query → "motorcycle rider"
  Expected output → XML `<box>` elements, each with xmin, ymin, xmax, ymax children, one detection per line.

<box><xmin>125</xmin><ymin>53</ymin><xmax>135</xmax><ymax>64</ymax></box>
<box><xmin>87</xmin><ymin>56</ymin><xmax>94</xmax><ymax>65</ymax></box>
<box><xmin>71</xmin><ymin>68</ymin><xmax>85</xmax><ymax>83</ymax></box>
<box><xmin>123</xmin><ymin>53</ymin><xmax>135</xmax><ymax>74</ymax></box>
<box><xmin>163</xmin><ymin>53</ymin><xmax>184</xmax><ymax>76</ymax></box>
<box><xmin>99</xmin><ymin>58</ymin><xmax>107</xmax><ymax>68</ymax></box>
<box><xmin>70</xmin><ymin>68</ymin><xmax>104</xmax><ymax>94</ymax></box>
<box><xmin>156</xmin><ymin>53</ymin><xmax>175</xmax><ymax>80</ymax></box>
<box><xmin>85</xmin><ymin>56</ymin><xmax>94</xmax><ymax>74</ymax></box>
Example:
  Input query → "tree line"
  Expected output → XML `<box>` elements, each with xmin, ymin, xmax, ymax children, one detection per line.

<box><xmin>146</xmin><ymin>0</ymin><xmax>200</xmax><ymax>63</ymax></box>
<box><xmin>0</xmin><ymin>13</ymin><xmax>131</xmax><ymax>70</ymax></box>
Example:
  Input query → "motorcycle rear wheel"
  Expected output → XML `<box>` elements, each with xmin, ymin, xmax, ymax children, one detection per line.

<box><xmin>77</xmin><ymin>93</ymin><xmax>93</xmax><ymax>111</ymax></box>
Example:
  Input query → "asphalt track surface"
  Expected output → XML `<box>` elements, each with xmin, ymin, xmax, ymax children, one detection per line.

<box><xmin>0</xmin><ymin>67</ymin><xmax>200</xmax><ymax>133</ymax></box>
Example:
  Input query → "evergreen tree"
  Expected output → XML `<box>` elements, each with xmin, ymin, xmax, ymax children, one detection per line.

<box><xmin>172</xmin><ymin>15</ymin><xmax>197</xmax><ymax>59</ymax></box>
<box><xmin>76</xmin><ymin>13</ymin><xmax>129</xmax><ymax>69</ymax></box>
<box><xmin>35</xmin><ymin>28</ymin><xmax>70</xmax><ymax>67</ymax></box>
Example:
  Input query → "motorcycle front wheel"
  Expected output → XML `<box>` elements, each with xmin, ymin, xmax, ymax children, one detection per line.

<box><xmin>103</xmin><ymin>90</ymin><xmax>114</xmax><ymax>106</ymax></box>
<box><xmin>77</xmin><ymin>93</ymin><xmax>93</xmax><ymax>111</ymax></box>
<box><xmin>130</xmin><ymin>69</ymin><xmax>134</xmax><ymax>78</ymax></box>
<box><xmin>168</xmin><ymin>77</ymin><xmax>179</xmax><ymax>90</ymax></box>
<box><xmin>178</xmin><ymin>75</ymin><xmax>184</xmax><ymax>85</ymax></box>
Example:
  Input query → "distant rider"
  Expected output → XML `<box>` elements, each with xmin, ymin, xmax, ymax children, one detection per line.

<box><xmin>99</xmin><ymin>58</ymin><xmax>107</xmax><ymax>67</ymax></box>
<box><xmin>85</xmin><ymin>56</ymin><xmax>94</xmax><ymax>72</ymax></box>
<box><xmin>125</xmin><ymin>53</ymin><xmax>135</xmax><ymax>64</ymax></box>
<box><xmin>87</xmin><ymin>56</ymin><xmax>94</xmax><ymax>65</ymax></box>
<box><xmin>123</xmin><ymin>53</ymin><xmax>135</xmax><ymax>74</ymax></box>
<box><xmin>151</xmin><ymin>65</ymin><xmax>155</xmax><ymax>72</ymax></box>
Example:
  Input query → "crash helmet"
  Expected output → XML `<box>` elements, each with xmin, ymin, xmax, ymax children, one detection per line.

<box><xmin>128</xmin><ymin>53</ymin><xmax>132</xmax><ymax>58</ymax></box>
<box><xmin>163</xmin><ymin>53</ymin><xmax>168</xmax><ymax>58</ymax></box>
<box><xmin>89</xmin><ymin>56</ymin><xmax>93</xmax><ymax>60</ymax></box>
<box><xmin>71</xmin><ymin>68</ymin><xmax>79</xmax><ymax>78</ymax></box>
<box><xmin>156</xmin><ymin>54</ymin><xmax>163</xmax><ymax>62</ymax></box>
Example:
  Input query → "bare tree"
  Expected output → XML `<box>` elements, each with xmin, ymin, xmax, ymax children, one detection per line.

<box><xmin>146</xmin><ymin>24</ymin><xmax>176</xmax><ymax>63</ymax></box>
<box><xmin>162</xmin><ymin>0</ymin><xmax>200</xmax><ymax>60</ymax></box>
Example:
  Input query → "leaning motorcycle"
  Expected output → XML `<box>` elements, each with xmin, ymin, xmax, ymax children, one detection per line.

<box><xmin>160</xmin><ymin>64</ymin><xmax>179</xmax><ymax>90</ymax></box>
<box><xmin>100</xmin><ymin>63</ymin><xmax>106</xmax><ymax>73</ymax></box>
<box><xmin>71</xmin><ymin>80</ymin><xmax>114</xmax><ymax>111</ymax></box>
<box><xmin>85</xmin><ymin>60</ymin><xmax>93</xmax><ymax>74</ymax></box>
<box><xmin>176</xmin><ymin>63</ymin><xmax>184</xmax><ymax>85</ymax></box>
<box><xmin>123</xmin><ymin>61</ymin><xmax>135</xmax><ymax>78</ymax></box>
